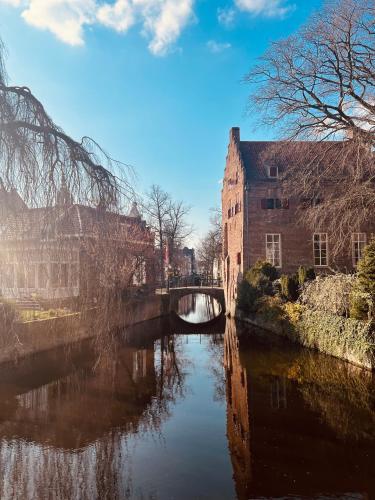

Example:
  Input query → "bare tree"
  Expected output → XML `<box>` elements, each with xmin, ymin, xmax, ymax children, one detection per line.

<box><xmin>197</xmin><ymin>208</ymin><xmax>222</xmax><ymax>281</ymax></box>
<box><xmin>165</xmin><ymin>200</ymin><xmax>193</xmax><ymax>272</ymax></box>
<box><xmin>0</xmin><ymin>37</ymin><xmax>132</xmax><ymax>210</ymax></box>
<box><xmin>144</xmin><ymin>185</ymin><xmax>171</xmax><ymax>286</ymax></box>
<box><xmin>245</xmin><ymin>0</ymin><xmax>374</xmax><ymax>256</ymax></box>
<box><xmin>0</xmin><ymin>36</ymin><xmax>150</xmax><ymax>356</ymax></box>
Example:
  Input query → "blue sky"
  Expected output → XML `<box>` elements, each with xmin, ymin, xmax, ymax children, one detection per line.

<box><xmin>0</xmin><ymin>0</ymin><xmax>322</xmax><ymax>244</ymax></box>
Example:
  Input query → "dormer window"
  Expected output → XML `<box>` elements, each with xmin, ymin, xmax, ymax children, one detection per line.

<box><xmin>268</xmin><ymin>166</ymin><xmax>279</xmax><ymax>179</ymax></box>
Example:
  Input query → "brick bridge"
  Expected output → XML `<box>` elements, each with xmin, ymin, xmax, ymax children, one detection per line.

<box><xmin>168</xmin><ymin>286</ymin><xmax>225</xmax><ymax>314</ymax></box>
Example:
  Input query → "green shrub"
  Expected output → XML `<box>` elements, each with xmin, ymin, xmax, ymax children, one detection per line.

<box><xmin>349</xmin><ymin>289</ymin><xmax>371</xmax><ymax>320</ymax></box>
<box><xmin>300</xmin><ymin>274</ymin><xmax>355</xmax><ymax>317</ymax></box>
<box><xmin>284</xmin><ymin>301</ymin><xmax>305</xmax><ymax>326</ymax></box>
<box><xmin>298</xmin><ymin>266</ymin><xmax>316</xmax><ymax>286</ymax></box>
<box><xmin>256</xmin><ymin>295</ymin><xmax>285</xmax><ymax>323</ymax></box>
<box><xmin>237</xmin><ymin>280</ymin><xmax>259</xmax><ymax>314</ymax></box>
<box><xmin>280</xmin><ymin>274</ymin><xmax>299</xmax><ymax>301</ymax></box>
<box><xmin>296</xmin><ymin>310</ymin><xmax>374</xmax><ymax>369</ymax></box>
<box><xmin>245</xmin><ymin>260</ymin><xmax>278</xmax><ymax>296</ymax></box>
<box><xmin>356</xmin><ymin>239</ymin><xmax>375</xmax><ymax>318</ymax></box>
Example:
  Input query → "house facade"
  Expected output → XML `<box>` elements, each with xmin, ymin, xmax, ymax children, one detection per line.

<box><xmin>0</xmin><ymin>190</ymin><xmax>155</xmax><ymax>304</ymax></box>
<box><xmin>222</xmin><ymin>127</ymin><xmax>373</xmax><ymax>313</ymax></box>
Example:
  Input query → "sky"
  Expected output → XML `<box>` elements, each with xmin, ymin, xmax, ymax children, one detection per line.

<box><xmin>0</xmin><ymin>0</ymin><xmax>323</xmax><ymax>246</ymax></box>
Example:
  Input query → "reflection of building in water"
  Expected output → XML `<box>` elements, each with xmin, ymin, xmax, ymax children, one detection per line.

<box><xmin>0</xmin><ymin>341</ymin><xmax>156</xmax><ymax>450</ymax></box>
<box><xmin>177</xmin><ymin>293</ymin><xmax>222</xmax><ymax>324</ymax></box>
<box><xmin>178</xmin><ymin>293</ymin><xmax>196</xmax><ymax>316</ymax></box>
<box><xmin>225</xmin><ymin>320</ymin><xmax>375</xmax><ymax>499</ymax></box>
<box><xmin>0</xmin><ymin>340</ymin><xmax>159</xmax><ymax>499</ymax></box>
<box><xmin>270</xmin><ymin>376</ymin><xmax>287</xmax><ymax>410</ymax></box>
<box><xmin>224</xmin><ymin>320</ymin><xmax>252</xmax><ymax>500</ymax></box>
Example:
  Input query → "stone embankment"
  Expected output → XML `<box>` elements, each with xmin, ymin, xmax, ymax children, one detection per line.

<box><xmin>0</xmin><ymin>294</ymin><xmax>170</xmax><ymax>365</ymax></box>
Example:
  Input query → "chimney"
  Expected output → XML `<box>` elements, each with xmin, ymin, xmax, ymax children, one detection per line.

<box><xmin>230</xmin><ymin>127</ymin><xmax>240</xmax><ymax>145</ymax></box>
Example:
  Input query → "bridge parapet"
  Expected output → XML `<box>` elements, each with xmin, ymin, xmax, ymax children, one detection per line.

<box><xmin>168</xmin><ymin>286</ymin><xmax>225</xmax><ymax>313</ymax></box>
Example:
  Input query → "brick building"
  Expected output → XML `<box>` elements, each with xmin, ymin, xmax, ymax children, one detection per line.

<box><xmin>222</xmin><ymin>127</ymin><xmax>372</xmax><ymax>313</ymax></box>
<box><xmin>0</xmin><ymin>188</ymin><xmax>155</xmax><ymax>303</ymax></box>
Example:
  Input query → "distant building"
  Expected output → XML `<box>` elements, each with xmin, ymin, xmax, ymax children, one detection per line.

<box><xmin>222</xmin><ymin>127</ymin><xmax>373</xmax><ymax>313</ymax></box>
<box><xmin>212</xmin><ymin>257</ymin><xmax>222</xmax><ymax>282</ymax></box>
<box><xmin>180</xmin><ymin>247</ymin><xmax>196</xmax><ymax>276</ymax></box>
<box><xmin>0</xmin><ymin>190</ymin><xmax>155</xmax><ymax>302</ymax></box>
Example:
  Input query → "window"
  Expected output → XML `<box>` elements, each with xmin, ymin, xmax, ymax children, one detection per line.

<box><xmin>16</xmin><ymin>265</ymin><xmax>25</xmax><ymax>288</ymax></box>
<box><xmin>268</xmin><ymin>166</ymin><xmax>279</xmax><ymax>178</ymax></box>
<box><xmin>60</xmin><ymin>263</ymin><xmax>69</xmax><ymax>287</ymax></box>
<box><xmin>70</xmin><ymin>263</ymin><xmax>79</xmax><ymax>287</ymax></box>
<box><xmin>237</xmin><ymin>252</ymin><xmax>241</xmax><ymax>265</ymax></box>
<box><xmin>301</xmin><ymin>197</ymin><xmax>324</xmax><ymax>208</ymax></box>
<box><xmin>27</xmin><ymin>264</ymin><xmax>36</xmax><ymax>288</ymax></box>
<box><xmin>227</xmin><ymin>208</ymin><xmax>231</xmax><ymax>219</ymax></box>
<box><xmin>261</xmin><ymin>198</ymin><xmax>275</xmax><ymax>209</ymax></box>
<box><xmin>1</xmin><ymin>264</ymin><xmax>14</xmax><ymax>288</ymax></box>
<box><xmin>266</xmin><ymin>234</ymin><xmax>281</xmax><ymax>267</ymax></box>
<box><xmin>261</xmin><ymin>198</ymin><xmax>289</xmax><ymax>209</ymax></box>
<box><xmin>38</xmin><ymin>264</ymin><xmax>48</xmax><ymax>288</ymax></box>
<box><xmin>352</xmin><ymin>233</ymin><xmax>366</xmax><ymax>266</ymax></box>
<box><xmin>51</xmin><ymin>263</ymin><xmax>59</xmax><ymax>288</ymax></box>
<box><xmin>313</xmin><ymin>233</ymin><xmax>328</xmax><ymax>266</ymax></box>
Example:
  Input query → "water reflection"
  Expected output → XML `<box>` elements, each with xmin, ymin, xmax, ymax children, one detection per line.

<box><xmin>225</xmin><ymin>320</ymin><xmax>375</xmax><ymax>499</ymax></box>
<box><xmin>177</xmin><ymin>293</ymin><xmax>222</xmax><ymax>323</ymax></box>
<box><xmin>0</xmin><ymin>318</ymin><xmax>374</xmax><ymax>499</ymax></box>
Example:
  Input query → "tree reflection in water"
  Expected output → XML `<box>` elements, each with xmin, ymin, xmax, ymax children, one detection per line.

<box><xmin>0</xmin><ymin>318</ymin><xmax>374</xmax><ymax>499</ymax></box>
<box><xmin>0</xmin><ymin>323</ymin><xmax>192</xmax><ymax>500</ymax></box>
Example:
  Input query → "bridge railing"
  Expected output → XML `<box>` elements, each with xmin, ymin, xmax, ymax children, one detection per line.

<box><xmin>166</xmin><ymin>275</ymin><xmax>222</xmax><ymax>290</ymax></box>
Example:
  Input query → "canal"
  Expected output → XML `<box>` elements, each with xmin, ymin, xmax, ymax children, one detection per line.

<box><xmin>0</xmin><ymin>293</ymin><xmax>374</xmax><ymax>499</ymax></box>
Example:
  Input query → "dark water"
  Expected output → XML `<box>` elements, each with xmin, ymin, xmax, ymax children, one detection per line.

<box><xmin>0</xmin><ymin>317</ymin><xmax>374</xmax><ymax>499</ymax></box>
<box><xmin>177</xmin><ymin>293</ymin><xmax>222</xmax><ymax>323</ymax></box>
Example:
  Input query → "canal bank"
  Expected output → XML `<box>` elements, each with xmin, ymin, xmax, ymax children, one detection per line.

<box><xmin>1</xmin><ymin>293</ymin><xmax>170</xmax><ymax>365</ymax></box>
<box><xmin>1</xmin><ymin>289</ymin><xmax>225</xmax><ymax>365</ymax></box>
<box><xmin>235</xmin><ymin>305</ymin><xmax>375</xmax><ymax>371</ymax></box>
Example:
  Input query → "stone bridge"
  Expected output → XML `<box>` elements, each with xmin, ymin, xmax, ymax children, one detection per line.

<box><xmin>168</xmin><ymin>286</ymin><xmax>225</xmax><ymax>313</ymax></box>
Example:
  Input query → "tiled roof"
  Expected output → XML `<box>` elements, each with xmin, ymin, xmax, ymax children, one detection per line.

<box><xmin>0</xmin><ymin>188</ymin><xmax>28</xmax><ymax>219</ymax></box>
<box><xmin>0</xmin><ymin>204</ymin><xmax>148</xmax><ymax>242</ymax></box>
<box><xmin>239</xmin><ymin>140</ymin><xmax>345</xmax><ymax>181</ymax></box>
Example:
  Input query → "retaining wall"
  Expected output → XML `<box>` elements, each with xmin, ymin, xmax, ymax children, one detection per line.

<box><xmin>0</xmin><ymin>294</ymin><xmax>170</xmax><ymax>365</ymax></box>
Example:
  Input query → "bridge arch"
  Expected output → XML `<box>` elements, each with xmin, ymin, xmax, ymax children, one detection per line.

<box><xmin>168</xmin><ymin>287</ymin><xmax>225</xmax><ymax>318</ymax></box>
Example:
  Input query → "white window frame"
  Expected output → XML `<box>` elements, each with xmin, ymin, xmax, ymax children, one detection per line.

<box><xmin>313</xmin><ymin>233</ymin><xmax>328</xmax><ymax>267</ymax></box>
<box><xmin>352</xmin><ymin>233</ymin><xmax>366</xmax><ymax>266</ymax></box>
<box><xmin>267</xmin><ymin>165</ymin><xmax>279</xmax><ymax>179</ymax></box>
<box><xmin>266</xmin><ymin>234</ymin><xmax>282</xmax><ymax>268</ymax></box>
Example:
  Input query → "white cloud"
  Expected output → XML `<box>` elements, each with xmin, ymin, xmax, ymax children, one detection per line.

<box><xmin>207</xmin><ymin>40</ymin><xmax>231</xmax><ymax>54</ymax></box>
<box><xmin>217</xmin><ymin>7</ymin><xmax>236</xmax><ymax>27</ymax></box>
<box><xmin>0</xmin><ymin>0</ymin><xmax>23</xmax><ymax>5</ymax></box>
<box><xmin>97</xmin><ymin>0</ymin><xmax>135</xmax><ymax>32</ymax></box>
<box><xmin>235</xmin><ymin>0</ymin><xmax>295</xmax><ymax>18</ymax></box>
<box><xmin>1</xmin><ymin>0</ymin><xmax>195</xmax><ymax>55</ymax></box>
<box><xmin>21</xmin><ymin>0</ymin><xmax>96</xmax><ymax>46</ymax></box>
<box><xmin>137</xmin><ymin>0</ymin><xmax>194</xmax><ymax>56</ymax></box>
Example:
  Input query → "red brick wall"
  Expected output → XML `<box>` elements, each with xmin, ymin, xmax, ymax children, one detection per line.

<box><xmin>244</xmin><ymin>183</ymin><xmax>355</xmax><ymax>273</ymax></box>
<box><xmin>222</xmin><ymin>128</ymin><xmax>246</xmax><ymax>314</ymax></box>
<box><xmin>222</xmin><ymin>128</ymin><xmax>374</xmax><ymax>313</ymax></box>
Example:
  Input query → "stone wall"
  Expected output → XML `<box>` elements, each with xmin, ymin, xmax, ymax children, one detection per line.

<box><xmin>0</xmin><ymin>294</ymin><xmax>170</xmax><ymax>365</ymax></box>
